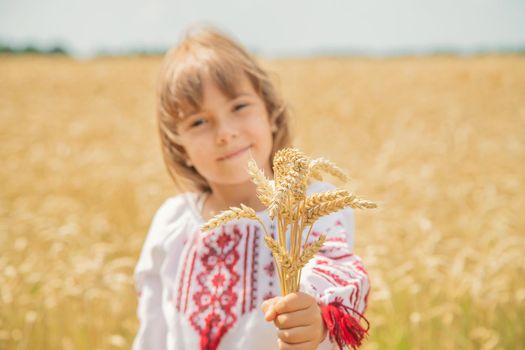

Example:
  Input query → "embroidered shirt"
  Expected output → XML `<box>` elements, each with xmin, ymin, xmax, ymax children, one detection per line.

<box><xmin>132</xmin><ymin>181</ymin><xmax>370</xmax><ymax>350</ymax></box>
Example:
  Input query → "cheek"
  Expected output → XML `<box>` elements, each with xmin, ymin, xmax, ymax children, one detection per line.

<box><xmin>189</xmin><ymin>144</ymin><xmax>210</xmax><ymax>161</ymax></box>
<box><xmin>258</xmin><ymin>121</ymin><xmax>274</xmax><ymax>146</ymax></box>
<box><xmin>183</xmin><ymin>143</ymin><xmax>211</xmax><ymax>168</ymax></box>
<box><xmin>248</xmin><ymin>113</ymin><xmax>273</xmax><ymax>138</ymax></box>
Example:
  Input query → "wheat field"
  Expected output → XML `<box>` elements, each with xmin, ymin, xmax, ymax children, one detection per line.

<box><xmin>0</xmin><ymin>54</ymin><xmax>524</xmax><ymax>350</ymax></box>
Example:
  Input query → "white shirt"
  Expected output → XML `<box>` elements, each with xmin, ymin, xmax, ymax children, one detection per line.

<box><xmin>132</xmin><ymin>181</ymin><xmax>370</xmax><ymax>350</ymax></box>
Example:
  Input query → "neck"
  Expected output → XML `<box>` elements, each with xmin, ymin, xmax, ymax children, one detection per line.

<box><xmin>209</xmin><ymin>181</ymin><xmax>265</xmax><ymax>212</ymax></box>
<box><xmin>203</xmin><ymin>162</ymin><xmax>274</xmax><ymax>219</ymax></box>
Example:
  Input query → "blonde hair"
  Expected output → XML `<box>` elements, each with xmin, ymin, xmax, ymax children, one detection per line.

<box><xmin>156</xmin><ymin>26</ymin><xmax>292</xmax><ymax>193</ymax></box>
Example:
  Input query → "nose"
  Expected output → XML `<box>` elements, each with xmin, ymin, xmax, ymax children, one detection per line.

<box><xmin>215</xmin><ymin>119</ymin><xmax>239</xmax><ymax>145</ymax></box>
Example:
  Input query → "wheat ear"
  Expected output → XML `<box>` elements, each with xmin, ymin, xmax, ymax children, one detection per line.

<box><xmin>304</xmin><ymin>194</ymin><xmax>377</xmax><ymax>226</ymax></box>
<box><xmin>297</xmin><ymin>234</ymin><xmax>326</xmax><ymax>269</ymax></box>
<box><xmin>264</xmin><ymin>235</ymin><xmax>293</xmax><ymax>270</ymax></box>
<box><xmin>269</xmin><ymin>149</ymin><xmax>310</xmax><ymax>219</ymax></box>
<box><xmin>303</xmin><ymin>190</ymin><xmax>350</xmax><ymax>211</ymax></box>
<box><xmin>247</xmin><ymin>159</ymin><xmax>274</xmax><ymax>206</ymax></box>
<box><xmin>200</xmin><ymin>204</ymin><xmax>258</xmax><ymax>232</ymax></box>
<box><xmin>308</xmin><ymin>158</ymin><xmax>349</xmax><ymax>183</ymax></box>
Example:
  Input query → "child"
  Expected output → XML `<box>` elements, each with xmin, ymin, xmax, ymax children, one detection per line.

<box><xmin>132</xmin><ymin>26</ymin><xmax>370</xmax><ymax>350</ymax></box>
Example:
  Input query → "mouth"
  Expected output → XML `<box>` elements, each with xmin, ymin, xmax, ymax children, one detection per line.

<box><xmin>218</xmin><ymin>145</ymin><xmax>252</xmax><ymax>161</ymax></box>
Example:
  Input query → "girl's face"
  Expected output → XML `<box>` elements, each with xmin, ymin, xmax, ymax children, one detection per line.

<box><xmin>176</xmin><ymin>73</ymin><xmax>274</xmax><ymax>187</ymax></box>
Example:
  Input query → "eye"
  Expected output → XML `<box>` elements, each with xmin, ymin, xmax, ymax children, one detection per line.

<box><xmin>234</xmin><ymin>102</ymin><xmax>248</xmax><ymax>112</ymax></box>
<box><xmin>190</xmin><ymin>118</ymin><xmax>206</xmax><ymax>128</ymax></box>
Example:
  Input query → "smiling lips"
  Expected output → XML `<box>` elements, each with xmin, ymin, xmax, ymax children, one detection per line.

<box><xmin>218</xmin><ymin>145</ymin><xmax>251</xmax><ymax>161</ymax></box>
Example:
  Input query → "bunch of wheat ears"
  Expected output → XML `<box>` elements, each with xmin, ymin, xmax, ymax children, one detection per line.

<box><xmin>200</xmin><ymin>148</ymin><xmax>377</xmax><ymax>295</ymax></box>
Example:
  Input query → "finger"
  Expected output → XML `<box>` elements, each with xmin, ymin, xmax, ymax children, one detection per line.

<box><xmin>277</xmin><ymin>324</ymin><xmax>317</xmax><ymax>344</ymax></box>
<box><xmin>261</xmin><ymin>296</ymin><xmax>281</xmax><ymax>314</ymax></box>
<box><xmin>277</xmin><ymin>338</ymin><xmax>317</xmax><ymax>350</ymax></box>
<box><xmin>273</xmin><ymin>292</ymin><xmax>316</xmax><ymax>314</ymax></box>
<box><xmin>273</xmin><ymin>307</ymin><xmax>313</xmax><ymax>329</ymax></box>
<box><xmin>265</xmin><ymin>305</ymin><xmax>278</xmax><ymax>321</ymax></box>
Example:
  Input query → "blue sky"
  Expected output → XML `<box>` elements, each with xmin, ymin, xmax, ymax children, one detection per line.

<box><xmin>0</xmin><ymin>0</ymin><xmax>524</xmax><ymax>57</ymax></box>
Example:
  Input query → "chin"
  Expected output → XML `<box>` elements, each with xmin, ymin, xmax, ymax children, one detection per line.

<box><xmin>208</xmin><ymin>173</ymin><xmax>252</xmax><ymax>186</ymax></box>
<box><xmin>228</xmin><ymin>177</ymin><xmax>254</xmax><ymax>185</ymax></box>
<box><xmin>231</xmin><ymin>174</ymin><xmax>256</xmax><ymax>185</ymax></box>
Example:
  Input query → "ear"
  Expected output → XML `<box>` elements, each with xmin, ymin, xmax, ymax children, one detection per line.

<box><xmin>271</xmin><ymin>124</ymin><xmax>278</xmax><ymax>133</ymax></box>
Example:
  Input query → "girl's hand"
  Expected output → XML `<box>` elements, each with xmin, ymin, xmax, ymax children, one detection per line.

<box><xmin>261</xmin><ymin>292</ymin><xmax>328</xmax><ymax>349</ymax></box>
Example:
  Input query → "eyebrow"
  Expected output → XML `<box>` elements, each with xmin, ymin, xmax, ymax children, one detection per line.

<box><xmin>181</xmin><ymin>92</ymin><xmax>256</xmax><ymax>118</ymax></box>
<box><xmin>232</xmin><ymin>92</ymin><xmax>256</xmax><ymax>99</ymax></box>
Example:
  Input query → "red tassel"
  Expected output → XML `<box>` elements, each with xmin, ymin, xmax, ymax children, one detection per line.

<box><xmin>320</xmin><ymin>298</ymin><xmax>370</xmax><ymax>350</ymax></box>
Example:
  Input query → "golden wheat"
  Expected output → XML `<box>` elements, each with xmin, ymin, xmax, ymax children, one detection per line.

<box><xmin>304</xmin><ymin>195</ymin><xmax>377</xmax><ymax>226</ymax></box>
<box><xmin>200</xmin><ymin>204</ymin><xmax>258</xmax><ymax>231</ymax></box>
<box><xmin>274</xmin><ymin>150</ymin><xmax>309</xmax><ymax>192</ymax></box>
<box><xmin>200</xmin><ymin>146</ymin><xmax>377</xmax><ymax>294</ymax></box>
<box><xmin>266</xmin><ymin>152</ymin><xmax>375</xmax><ymax>306</ymax></box>
<box><xmin>268</xmin><ymin>172</ymin><xmax>296</xmax><ymax>218</ymax></box>
<box><xmin>247</xmin><ymin>159</ymin><xmax>274</xmax><ymax>206</ymax></box>
<box><xmin>303</xmin><ymin>189</ymin><xmax>350</xmax><ymax>208</ymax></box>
<box><xmin>264</xmin><ymin>235</ymin><xmax>293</xmax><ymax>270</ymax></box>
<box><xmin>308</xmin><ymin>158</ymin><xmax>349</xmax><ymax>183</ymax></box>
<box><xmin>297</xmin><ymin>235</ymin><xmax>326</xmax><ymax>269</ymax></box>
<box><xmin>247</xmin><ymin>148</ymin><xmax>377</xmax><ymax>294</ymax></box>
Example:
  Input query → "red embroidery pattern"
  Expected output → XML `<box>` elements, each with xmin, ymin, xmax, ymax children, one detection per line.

<box><xmin>326</xmin><ymin>236</ymin><xmax>347</xmax><ymax>243</ymax></box>
<box><xmin>331</xmin><ymin>253</ymin><xmax>354</xmax><ymax>260</ymax></box>
<box><xmin>189</xmin><ymin>225</ymin><xmax>243</xmax><ymax>350</ymax></box>
<box><xmin>249</xmin><ymin>225</ymin><xmax>260</xmax><ymax>311</ymax></box>
<box><xmin>313</xmin><ymin>267</ymin><xmax>351</xmax><ymax>287</ymax></box>
<box><xmin>264</xmin><ymin>261</ymin><xmax>275</xmax><ymax>277</ymax></box>
<box><xmin>263</xmin><ymin>291</ymin><xmax>276</xmax><ymax>301</ymax></box>
<box><xmin>319</xmin><ymin>234</ymin><xmax>352</xmax><ymax>259</ymax></box>
<box><xmin>310</xmin><ymin>230</ymin><xmax>322</xmax><ymax>239</ymax></box>
<box><xmin>241</xmin><ymin>225</ymin><xmax>251</xmax><ymax>315</ymax></box>
<box><xmin>314</xmin><ymin>257</ymin><xmax>358</xmax><ymax>279</ymax></box>
<box><xmin>238</xmin><ymin>224</ymin><xmax>261</xmax><ymax>314</ymax></box>
<box><xmin>176</xmin><ymin>234</ymin><xmax>198</xmax><ymax>312</ymax></box>
<box><xmin>312</xmin><ymin>262</ymin><xmax>366</xmax><ymax>312</ymax></box>
<box><xmin>184</xmin><ymin>250</ymin><xmax>197</xmax><ymax>313</ymax></box>
<box><xmin>175</xmin><ymin>242</ymin><xmax>190</xmax><ymax>311</ymax></box>
<box><xmin>262</xmin><ymin>228</ymin><xmax>278</xmax><ymax>301</ymax></box>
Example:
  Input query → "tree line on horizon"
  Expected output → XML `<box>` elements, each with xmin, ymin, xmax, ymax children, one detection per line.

<box><xmin>1</xmin><ymin>42</ymin><xmax>523</xmax><ymax>57</ymax></box>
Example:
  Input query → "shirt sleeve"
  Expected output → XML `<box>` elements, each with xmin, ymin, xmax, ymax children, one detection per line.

<box><xmin>132</xmin><ymin>198</ymin><xmax>177</xmax><ymax>350</ymax></box>
<box><xmin>300</xmin><ymin>185</ymin><xmax>370</xmax><ymax>350</ymax></box>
